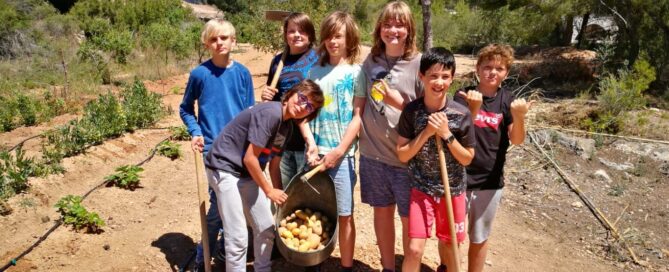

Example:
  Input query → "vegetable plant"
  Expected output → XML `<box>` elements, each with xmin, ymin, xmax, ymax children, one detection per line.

<box><xmin>55</xmin><ymin>195</ymin><xmax>105</xmax><ymax>233</ymax></box>
<box><xmin>156</xmin><ymin>140</ymin><xmax>182</xmax><ymax>160</ymax></box>
<box><xmin>105</xmin><ymin>165</ymin><xmax>143</xmax><ymax>190</ymax></box>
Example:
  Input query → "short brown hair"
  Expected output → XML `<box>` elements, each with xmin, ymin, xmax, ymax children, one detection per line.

<box><xmin>282</xmin><ymin>79</ymin><xmax>325</xmax><ymax>121</ymax></box>
<box><xmin>283</xmin><ymin>13</ymin><xmax>316</xmax><ymax>50</ymax></box>
<box><xmin>318</xmin><ymin>11</ymin><xmax>361</xmax><ymax>66</ymax></box>
<box><xmin>371</xmin><ymin>1</ymin><xmax>418</xmax><ymax>60</ymax></box>
<box><xmin>476</xmin><ymin>44</ymin><xmax>514</xmax><ymax>70</ymax></box>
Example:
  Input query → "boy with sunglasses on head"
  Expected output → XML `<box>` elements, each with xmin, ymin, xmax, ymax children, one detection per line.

<box><xmin>204</xmin><ymin>80</ymin><xmax>324</xmax><ymax>272</ymax></box>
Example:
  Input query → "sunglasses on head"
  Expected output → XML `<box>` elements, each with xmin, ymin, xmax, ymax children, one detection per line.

<box><xmin>297</xmin><ymin>92</ymin><xmax>315</xmax><ymax>113</ymax></box>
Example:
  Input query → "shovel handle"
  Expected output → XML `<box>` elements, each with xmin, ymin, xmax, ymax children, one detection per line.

<box><xmin>193</xmin><ymin>152</ymin><xmax>212</xmax><ymax>272</ymax></box>
<box><xmin>436</xmin><ymin>137</ymin><xmax>461</xmax><ymax>272</ymax></box>
<box><xmin>301</xmin><ymin>163</ymin><xmax>326</xmax><ymax>182</ymax></box>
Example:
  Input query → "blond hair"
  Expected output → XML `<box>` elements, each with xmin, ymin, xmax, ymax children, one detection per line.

<box><xmin>318</xmin><ymin>11</ymin><xmax>361</xmax><ymax>66</ymax></box>
<box><xmin>476</xmin><ymin>44</ymin><xmax>514</xmax><ymax>70</ymax></box>
<box><xmin>200</xmin><ymin>19</ymin><xmax>236</xmax><ymax>45</ymax></box>
<box><xmin>371</xmin><ymin>1</ymin><xmax>418</xmax><ymax>60</ymax></box>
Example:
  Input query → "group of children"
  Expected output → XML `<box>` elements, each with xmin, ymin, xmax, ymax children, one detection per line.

<box><xmin>179</xmin><ymin>1</ymin><xmax>532</xmax><ymax>272</ymax></box>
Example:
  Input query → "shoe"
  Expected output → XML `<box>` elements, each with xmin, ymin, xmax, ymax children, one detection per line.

<box><xmin>192</xmin><ymin>262</ymin><xmax>204</xmax><ymax>272</ymax></box>
<box><xmin>437</xmin><ymin>264</ymin><xmax>447</xmax><ymax>272</ymax></box>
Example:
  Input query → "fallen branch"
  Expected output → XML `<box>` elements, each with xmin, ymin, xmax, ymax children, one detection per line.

<box><xmin>529</xmin><ymin>125</ymin><xmax>669</xmax><ymax>145</ymax></box>
<box><xmin>528</xmin><ymin>131</ymin><xmax>645</xmax><ymax>266</ymax></box>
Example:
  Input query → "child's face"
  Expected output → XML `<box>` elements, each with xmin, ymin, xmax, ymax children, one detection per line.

<box><xmin>286</xmin><ymin>22</ymin><xmax>310</xmax><ymax>53</ymax></box>
<box><xmin>287</xmin><ymin>92</ymin><xmax>316</xmax><ymax>120</ymax></box>
<box><xmin>419</xmin><ymin>64</ymin><xmax>453</xmax><ymax>100</ymax></box>
<box><xmin>476</xmin><ymin>59</ymin><xmax>508</xmax><ymax>90</ymax></box>
<box><xmin>325</xmin><ymin>26</ymin><xmax>348</xmax><ymax>60</ymax></box>
<box><xmin>380</xmin><ymin>18</ymin><xmax>407</xmax><ymax>47</ymax></box>
<box><xmin>205</xmin><ymin>31</ymin><xmax>236</xmax><ymax>57</ymax></box>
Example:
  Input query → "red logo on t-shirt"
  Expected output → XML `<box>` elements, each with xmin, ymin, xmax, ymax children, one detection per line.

<box><xmin>474</xmin><ymin>111</ymin><xmax>503</xmax><ymax>131</ymax></box>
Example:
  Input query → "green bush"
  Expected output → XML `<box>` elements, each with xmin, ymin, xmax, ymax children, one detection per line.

<box><xmin>81</xmin><ymin>93</ymin><xmax>127</xmax><ymax>143</ymax></box>
<box><xmin>122</xmin><ymin>79</ymin><xmax>165</xmax><ymax>131</ymax></box>
<box><xmin>0</xmin><ymin>97</ymin><xmax>18</xmax><ymax>131</ymax></box>
<box><xmin>0</xmin><ymin>147</ymin><xmax>34</xmax><ymax>200</ymax></box>
<box><xmin>54</xmin><ymin>195</ymin><xmax>105</xmax><ymax>233</ymax></box>
<box><xmin>104</xmin><ymin>165</ymin><xmax>143</xmax><ymax>190</ymax></box>
<box><xmin>156</xmin><ymin>140</ymin><xmax>182</xmax><ymax>160</ymax></box>
<box><xmin>16</xmin><ymin>94</ymin><xmax>38</xmax><ymax>126</ymax></box>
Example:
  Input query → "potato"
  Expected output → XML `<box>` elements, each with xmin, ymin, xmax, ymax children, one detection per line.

<box><xmin>286</xmin><ymin>222</ymin><xmax>298</xmax><ymax>231</ymax></box>
<box><xmin>280</xmin><ymin>219</ymin><xmax>287</xmax><ymax>227</ymax></box>
<box><xmin>308</xmin><ymin>233</ymin><xmax>321</xmax><ymax>249</ymax></box>
<box><xmin>295</xmin><ymin>210</ymin><xmax>309</xmax><ymax>220</ymax></box>
<box><xmin>281</xmin><ymin>230</ymin><xmax>294</xmax><ymax>239</ymax></box>
<box><xmin>298</xmin><ymin>227</ymin><xmax>311</xmax><ymax>240</ymax></box>
<box><xmin>278</xmin><ymin>226</ymin><xmax>288</xmax><ymax>235</ymax></box>
<box><xmin>298</xmin><ymin>243</ymin><xmax>310</xmax><ymax>252</ymax></box>
<box><xmin>299</xmin><ymin>224</ymin><xmax>307</xmax><ymax>231</ymax></box>
<box><xmin>313</xmin><ymin>221</ymin><xmax>323</xmax><ymax>235</ymax></box>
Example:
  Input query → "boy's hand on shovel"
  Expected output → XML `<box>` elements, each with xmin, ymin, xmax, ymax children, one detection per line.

<box><xmin>191</xmin><ymin>136</ymin><xmax>204</xmax><ymax>153</ymax></box>
<box><xmin>261</xmin><ymin>85</ymin><xmax>278</xmax><ymax>101</ymax></box>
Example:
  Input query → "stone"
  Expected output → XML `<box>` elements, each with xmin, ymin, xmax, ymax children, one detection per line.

<box><xmin>571</xmin><ymin>201</ymin><xmax>583</xmax><ymax>208</ymax></box>
<box><xmin>593</xmin><ymin>169</ymin><xmax>612</xmax><ymax>183</ymax></box>
<box><xmin>598</xmin><ymin>158</ymin><xmax>634</xmax><ymax>171</ymax></box>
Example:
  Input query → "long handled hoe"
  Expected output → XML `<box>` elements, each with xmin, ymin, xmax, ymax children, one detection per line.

<box><xmin>193</xmin><ymin>152</ymin><xmax>212</xmax><ymax>272</ymax></box>
<box><xmin>436</xmin><ymin>137</ymin><xmax>461</xmax><ymax>272</ymax></box>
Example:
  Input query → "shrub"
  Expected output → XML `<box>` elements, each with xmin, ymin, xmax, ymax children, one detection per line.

<box><xmin>104</xmin><ymin>164</ymin><xmax>143</xmax><ymax>190</ymax></box>
<box><xmin>16</xmin><ymin>94</ymin><xmax>38</xmax><ymax>126</ymax></box>
<box><xmin>122</xmin><ymin>79</ymin><xmax>165</xmax><ymax>131</ymax></box>
<box><xmin>0</xmin><ymin>97</ymin><xmax>18</xmax><ymax>131</ymax></box>
<box><xmin>169</xmin><ymin>126</ymin><xmax>190</xmax><ymax>141</ymax></box>
<box><xmin>156</xmin><ymin>140</ymin><xmax>181</xmax><ymax>160</ymax></box>
<box><xmin>80</xmin><ymin>93</ymin><xmax>127</xmax><ymax>144</ymax></box>
<box><xmin>54</xmin><ymin>195</ymin><xmax>105</xmax><ymax>233</ymax></box>
<box><xmin>0</xmin><ymin>146</ymin><xmax>34</xmax><ymax>200</ymax></box>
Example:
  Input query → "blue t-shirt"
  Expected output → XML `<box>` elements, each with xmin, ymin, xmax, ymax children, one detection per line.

<box><xmin>179</xmin><ymin>60</ymin><xmax>255</xmax><ymax>153</ymax></box>
<box><xmin>266</xmin><ymin>49</ymin><xmax>319</xmax><ymax>151</ymax></box>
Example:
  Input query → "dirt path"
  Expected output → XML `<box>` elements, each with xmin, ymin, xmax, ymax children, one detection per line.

<box><xmin>0</xmin><ymin>44</ymin><xmax>633</xmax><ymax>272</ymax></box>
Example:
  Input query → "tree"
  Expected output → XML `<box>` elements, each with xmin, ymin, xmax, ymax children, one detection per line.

<box><xmin>421</xmin><ymin>0</ymin><xmax>432</xmax><ymax>50</ymax></box>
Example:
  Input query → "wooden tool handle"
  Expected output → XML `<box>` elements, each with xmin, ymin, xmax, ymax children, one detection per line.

<box><xmin>436</xmin><ymin>137</ymin><xmax>461</xmax><ymax>272</ymax></box>
<box><xmin>193</xmin><ymin>151</ymin><xmax>212</xmax><ymax>272</ymax></box>
<box><xmin>301</xmin><ymin>163</ymin><xmax>326</xmax><ymax>181</ymax></box>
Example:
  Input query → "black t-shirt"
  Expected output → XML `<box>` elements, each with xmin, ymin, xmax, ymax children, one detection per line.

<box><xmin>205</xmin><ymin>102</ymin><xmax>292</xmax><ymax>177</ymax></box>
<box><xmin>453</xmin><ymin>86</ymin><xmax>514</xmax><ymax>190</ymax></box>
<box><xmin>266</xmin><ymin>49</ymin><xmax>319</xmax><ymax>152</ymax></box>
<box><xmin>396</xmin><ymin>97</ymin><xmax>476</xmax><ymax>197</ymax></box>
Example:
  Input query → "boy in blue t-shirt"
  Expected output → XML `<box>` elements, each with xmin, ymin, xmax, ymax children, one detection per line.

<box><xmin>396</xmin><ymin>47</ymin><xmax>476</xmax><ymax>272</ymax></box>
<box><xmin>178</xmin><ymin>18</ymin><xmax>254</xmax><ymax>270</ymax></box>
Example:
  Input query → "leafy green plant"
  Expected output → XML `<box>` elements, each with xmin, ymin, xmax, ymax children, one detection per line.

<box><xmin>156</xmin><ymin>140</ymin><xmax>182</xmax><ymax>160</ymax></box>
<box><xmin>16</xmin><ymin>94</ymin><xmax>38</xmax><ymax>126</ymax></box>
<box><xmin>104</xmin><ymin>165</ymin><xmax>143</xmax><ymax>190</ymax></box>
<box><xmin>122</xmin><ymin>79</ymin><xmax>165</xmax><ymax>131</ymax></box>
<box><xmin>169</xmin><ymin>126</ymin><xmax>190</xmax><ymax>141</ymax></box>
<box><xmin>0</xmin><ymin>97</ymin><xmax>17</xmax><ymax>132</ymax></box>
<box><xmin>54</xmin><ymin>195</ymin><xmax>105</xmax><ymax>233</ymax></box>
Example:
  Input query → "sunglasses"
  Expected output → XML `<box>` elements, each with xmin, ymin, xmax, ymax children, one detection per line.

<box><xmin>297</xmin><ymin>92</ymin><xmax>315</xmax><ymax>113</ymax></box>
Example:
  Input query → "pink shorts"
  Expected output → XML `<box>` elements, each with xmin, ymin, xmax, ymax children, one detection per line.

<box><xmin>408</xmin><ymin>188</ymin><xmax>466</xmax><ymax>243</ymax></box>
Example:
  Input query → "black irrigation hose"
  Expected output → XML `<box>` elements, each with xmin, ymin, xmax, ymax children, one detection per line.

<box><xmin>0</xmin><ymin>136</ymin><xmax>171</xmax><ymax>272</ymax></box>
<box><xmin>5</xmin><ymin>134</ymin><xmax>43</xmax><ymax>152</ymax></box>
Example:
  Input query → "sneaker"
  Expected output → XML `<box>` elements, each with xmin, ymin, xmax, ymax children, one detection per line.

<box><xmin>437</xmin><ymin>264</ymin><xmax>447</xmax><ymax>272</ymax></box>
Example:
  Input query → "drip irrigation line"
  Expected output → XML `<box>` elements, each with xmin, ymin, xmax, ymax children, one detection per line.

<box><xmin>5</xmin><ymin>134</ymin><xmax>42</xmax><ymax>153</ymax></box>
<box><xmin>0</xmin><ymin>136</ymin><xmax>170</xmax><ymax>272</ymax></box>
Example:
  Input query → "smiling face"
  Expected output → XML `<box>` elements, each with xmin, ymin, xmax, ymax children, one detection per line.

<box><xmin>476</xmin><ymin>58</ymin><xmax>508</xmax><ymax>91</ymax></box>
<box><xmin>325</xmin><ymin>26</ymin><xmax>348</xmax><ymax>60</ymax></box>
<box><xmin>380</xmin><ymin>18</ymin><xmax>408</xmax><ymax>47</ymax></box>
<box><xmin>285</xmin><ymin>21</ymin><xmax>310</xmax><ymax>54</ymax></box>
<box><xmin>286</xmin><ymin>91</ymin><xmax>316</xmax><ymax>120</ymax></box>
<box><xmin>420</xmin><ymin>63</ymin><xmax>454</xmax><ymax>100</ymax></box>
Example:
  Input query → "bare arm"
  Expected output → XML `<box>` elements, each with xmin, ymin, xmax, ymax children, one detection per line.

<box><xmin>396</xmin><ymin>129</ymin><xmax>435</xmax><ymax>163</ymax></box>
<box><xmin>269</xmin><ymin>155</ymin><xmax>282</xmax><ymax>190</ymax></box>
<box><xmin>243</xmin><ymin>144</ymin><xmax>287</xmax><ymax>204</ymax></box>
<box><xmin>508</xmin><ymin>98</ymin><xmax>534</xmax><ymax>145</ymax></box>
<box><xmin>456</xmin><ymin>90</ymin><xmax>482</xmax><ymax>122</ymax></box>
<box><xmin>318</xmin><ymin>96</ymin><xmax>365</xmax><ymax>169</ymax></box>
<box><xmin>431</xmin><ymin>112</ymin><xmax>475</xmax><ymax>166</ymax></box>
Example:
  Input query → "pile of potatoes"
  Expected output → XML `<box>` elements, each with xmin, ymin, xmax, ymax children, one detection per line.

<box><xmin>278</xmin><ymin>208</ymin><xmax>332</xmax><ymax>252</ymax></box>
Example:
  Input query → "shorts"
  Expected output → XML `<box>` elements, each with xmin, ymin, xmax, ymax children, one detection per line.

<box><xmin>408</xmin><ymin>188</ymin><xmax>466</xmax><ymax>243</ymax></box>
<box><xmin>359</xmin><ymin>156</ymin><xmax>411</xmax><ymax>217</ymax></box>
<box><xmin>466</xmin><ymin>189</ymin><xmax>503</xmax><ymax>244</ymax></box>
<box><xmin>328</xmin><ymin>156</ymin><xmax>356</xmax><ymax>216</ymax></box>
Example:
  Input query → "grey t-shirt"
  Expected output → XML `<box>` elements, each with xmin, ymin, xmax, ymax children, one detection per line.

<box><xmin>360</xmin><ymin>52</ymin><xmax>422</xmax><ymax>168</ymax></box>
<box><xmin>205</xmin><ymin>102</ymin><xmax>291</xmax><ymax>177</ymax></box>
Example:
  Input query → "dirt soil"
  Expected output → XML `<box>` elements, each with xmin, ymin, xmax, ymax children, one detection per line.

<box><xmin>1</xmin><ymin>44</ymin><xmax>666</xmax><ymax>272</ymax></box>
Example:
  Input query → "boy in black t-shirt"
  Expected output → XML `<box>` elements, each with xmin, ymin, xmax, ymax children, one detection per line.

<box><xmin>453</xmin><ymin>44</ymin><xmax>533</xmax><ymax>272</ymax></box>
<box><xmin>396</xmin><ymin>47</ymin><xmax>476</xmax><ymax>272</ymax></box>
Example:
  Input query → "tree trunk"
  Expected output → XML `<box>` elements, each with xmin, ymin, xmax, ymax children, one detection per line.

<box><xmin>421</xmin><ymin>0</ymin><xmax>433</xmax><ymax>51</ymax></box>
<box><xmin>576</xmin><ymin>12</ymin><xmax>590</xmax><ymax>49</ymax></box>
<box><xmin>562</xmin><ymin>15</ymin><xmax>574</xmax><ymax>46</ymax></box>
